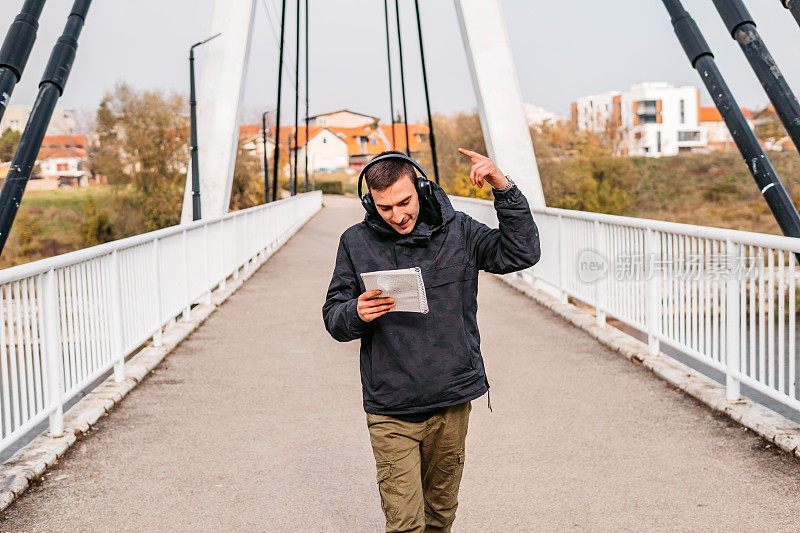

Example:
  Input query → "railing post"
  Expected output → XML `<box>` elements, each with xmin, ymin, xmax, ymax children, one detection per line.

<box><xmin>557</xmin><ymin>214</ymin><xmax>567</xmax><ymax>303</ymax></box>
<box><xmin>219</xmin><ymin>219</ymin><xmax>227</xmax><ymax>290</ymax></box>
<box><xmin>726</xmin><ymin>238</ymin><xmax>741</xmax><ymax>400</ymax></box>
<box><xmin>233</xmin><ymin>215</ymin><xmax>240</xmax><ymax>280</ymax></box>
<box><xmin>152</xmin><ymin>238</ymin><xmax>162</xmax><ymax>347</ymax></box>
<box><xmin>646</xmin><ymin>228</ymin><xmax>661</xmax><ymax>356</ymax></box>
<box><xmin>41</xmin><ymin>269</ymin><xmax>64</xmax><ymax>436</ymax></box>
<box><xmin>110</xmin><ymin>251</ymin><xmax>125</xmax><ymax>382</ymax></box>
<box><xmin>594</xmin><ymin>220</ymin><xmax>606</xmax><ymax>327</ymax></box>
<box><xmin>182</xmin><ymin>229</ymin><xmax>191</xmax><ymax>321</ymax></box>
<box><xmin>203</xmin><ymin>223</ymin><xmax>212</xmax><ymax>305</ymax></box>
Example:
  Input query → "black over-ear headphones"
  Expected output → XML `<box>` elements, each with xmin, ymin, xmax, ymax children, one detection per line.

<box><xmin>357</xmin><ymin>153</ymin><xmax>433</xmax><ymax>218</ymax></box>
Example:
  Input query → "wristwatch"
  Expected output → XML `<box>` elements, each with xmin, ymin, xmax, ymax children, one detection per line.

<box><xmin>492</xmin><ymin>176</ymin><xmax>515</xmax><ymax>193</ymax></box>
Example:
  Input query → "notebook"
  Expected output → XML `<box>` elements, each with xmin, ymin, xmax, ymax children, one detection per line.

<box><xmin>360</xmin><ymin>267</ymin><xmax>429</xmax><ymax>314</ymax></box>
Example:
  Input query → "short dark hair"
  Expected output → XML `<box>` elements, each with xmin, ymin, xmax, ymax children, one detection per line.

<box><xmin>364</xmin><ymin>150</ymin><xmax>416</xmax><ymax>191</ymax></box>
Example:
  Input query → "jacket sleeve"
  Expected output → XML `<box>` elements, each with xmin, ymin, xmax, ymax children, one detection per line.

<box><xmin>465</xmin><ymin>182</ymin><xmax>541</xmax><ymax>274</ymax></box>
<box><xmin>322</xmin><ymin>235</ymin><xmax>373</xmax><ymax>342</ymax></box>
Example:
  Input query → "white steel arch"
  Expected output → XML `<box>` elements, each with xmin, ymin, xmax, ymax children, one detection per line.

<box><xmin>182</xmin><ymin>0</ymin><xmax>545</xmax><ymax>219</ymax></box>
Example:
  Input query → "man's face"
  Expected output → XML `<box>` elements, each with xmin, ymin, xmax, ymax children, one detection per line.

<box><xmin>370</xmin><ymin>174</ymin><xmax>420</xmax><ymax>235</ymax></box>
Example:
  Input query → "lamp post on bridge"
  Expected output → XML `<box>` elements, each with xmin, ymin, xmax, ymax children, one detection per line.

<box><xmin>189</xmin><ymin>32</ymin><xmax>221</xmax><ymax>221</ymax></box>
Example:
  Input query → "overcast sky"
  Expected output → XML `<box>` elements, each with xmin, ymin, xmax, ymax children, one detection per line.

<box><xmin>2</xmin><ymin>0</ymin><xmax>800</xmax><ymax>126</ymax></box>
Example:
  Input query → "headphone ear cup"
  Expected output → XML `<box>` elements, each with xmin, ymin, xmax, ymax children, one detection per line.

<box><xmin>416</xmin><ymin>176</ymin><xmax>432</xmax><ymax>203</ymax></box>
<box><xmin>361</xmin><ymin>192</ymin><xmax>377</xmax><ymax>218</ymax></box>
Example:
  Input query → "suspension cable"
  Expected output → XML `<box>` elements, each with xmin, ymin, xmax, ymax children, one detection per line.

<box><xmin>304</xmin><ymin>0</ymin><xmax>309</xmax><ymax>192</ymax></box>
<box><xmin>271</xmin><ymin>0</ymin><xmax>287</xmax><ymax>202</ymax></box>
<box><xmin>413</xmin><ymin>0</ymin><xmax>439</xmax><ymax>184</ymax></box>
<box><xmin>260</xmin><ymin>0</ymin><xmax>295</xmax><ymax>85</ymax></box>
<box><xmin>293</xmin><ymin>0</ymin><xmax>300</xmax><ymax>196</ymax></box>
<box><xmin>383</xmin><ymin>0</ymin><xmax>396</xmax><ymax>150</ymax></box>
<box><xmin>394</xmin><ymin>0</ymin><xmax>411</xmax><ymax>156</ymax></box>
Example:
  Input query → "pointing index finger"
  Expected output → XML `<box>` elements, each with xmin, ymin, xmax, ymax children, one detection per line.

<box><xmin>457</xmin><ymin>147</ymin><xmax>484</xmax><ymax>161</ymax></box>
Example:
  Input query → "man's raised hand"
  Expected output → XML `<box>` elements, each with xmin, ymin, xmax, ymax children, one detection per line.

<box><xmin>457</xmin><ymin>148</ymin><xmax>509</xmax><ymax>190</ymax></box>
<box><xmin>357</xmin><ymin>290</ymin><xmax>395</xmax><ymax>322</ymax></box>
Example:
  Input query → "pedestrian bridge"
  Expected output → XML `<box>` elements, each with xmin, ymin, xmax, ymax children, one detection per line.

<box><xmin>1</xmin><ymin>193</ymin><xmax>800</xmax><ymax>531</ymax></box>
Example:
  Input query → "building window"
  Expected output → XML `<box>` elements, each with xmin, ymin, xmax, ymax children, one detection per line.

<box><xmin>323</xmin><ymin>138</ymin><xmax>327</xmax><ymax>144</ymax></box>
<box><xmin>636</xmin><ymin>100</ymin><xmax>658</xmax><ymax>123</ymax></box>
<box><xmin>678</xmin><ymin>131</ymin><xmax>700</xmax><ymax>142</ymax></box>
<box><xmin>57</xmin><ymin>163</ymin><xmax>68</xmax><ymax>172</ymax></box>
<box><xmin>679</xmin><ymin>99</ymin><xmax>685</xmax><ymax>124</ymax></box>
<box><xmin>656</xmin><ymin>131</ymin><xmax>662</xmax><ymax>153</ymax></box>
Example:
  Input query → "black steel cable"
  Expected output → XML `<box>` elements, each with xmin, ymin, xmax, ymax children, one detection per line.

<box><xmin>0</xmin><ymin>0</ymin><xmax>91</xmax><ymax>256</ymax></box>
<box><xmin>304</xmin><ymin>0</ymin><xmax>309</xmax><ymax>193</ymax></box>
<box><xmin>293</xmin><ymin>0</ymin><xmax>300</xmax><ymax>196</ymax></box>
<box><xmin>383</xmin><ymin>0</ymin><xmax>396</xmax><ymax>150</ymax></box>
<box><xmin>779</xmin><ymin>0</ymin><xmax>800</xmax><ymax>29</ymax></box>
<box><xmin>662</xmin><ymin>0</ymin><xmax>800</xmax><ymax>252</ymax></box>
<box><xmin>268</xmin><ymin>111</ymin><xmax>269</xmax><ymax>204</ymax></box>
<box><xmin>259</xmin><ymin>0</ymin><xmax>295</xmax><ymax>85</ymax></box>
<box><xmin>413</xmin><ymin>0</ymin><xmax>439</xmax><ymax>184</ymax></box>
<box><xmin>271</xmin><ymin>0</ymin><xmax>287</xmax><ymax>202</ymax></box>
<box><xmin>712</xmin><ymin>0</ymin><xmax>800</xmax><ymax>156</ymax></box>
<box><xmin>394</xmin><ymin>0</ymin><xmax>410</xmax><ymax>156</ymax></box>
<box><xmin>0</xmin><ymin>0</ymin><xmax>46</xmax><ymax>124</ymax></box>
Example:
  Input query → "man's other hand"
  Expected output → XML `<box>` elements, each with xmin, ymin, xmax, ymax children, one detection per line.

<box><xmin>457</xmin><ymin>148</ymin><xmax>509</xmax><ymax>189</ymax></box>
<box><xmin>357</xmin><ymin>290</ymin><xmax>395</xmax><ymax>322</ymax></box>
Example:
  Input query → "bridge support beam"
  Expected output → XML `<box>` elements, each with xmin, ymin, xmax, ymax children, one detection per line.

<box><xmin>453</xmin><ymin>0</ymin><xmax>545</xmax><ymax>208</ymax></box>
<box><xmin>181</xmin><ymin>0</ymin><xmax>257</xmax><ymax>222</ymax></box>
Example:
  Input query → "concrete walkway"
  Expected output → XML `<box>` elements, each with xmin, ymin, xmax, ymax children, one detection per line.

<box><xmin>2</xmin><ymin>195</ymin><xmax>800</xmax><ymax>532</ymax></box>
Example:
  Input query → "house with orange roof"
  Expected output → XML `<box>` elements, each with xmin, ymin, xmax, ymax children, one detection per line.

<box><xmin>30</xmin><ymin>134</ymin><xmax>92</xmax><ymax>190</ymax></box>
<box><xmin>239</xmin><ymin>124</ymin><xmax>275</xmax><ymax>161</ymax></box>
<box><xmin>699</xmin><ymin>106</ymin><xmax>754</xmax><ymax>151</ymax></box>
<box><xmin>266</xmin><ymin>120</ymin><xmax>430</xmax><ymax>176</ymax></box>
<box><xmin>307</xmin><ymin>109</ymin><xmax>380</xmax><ymax>129</ymax></box>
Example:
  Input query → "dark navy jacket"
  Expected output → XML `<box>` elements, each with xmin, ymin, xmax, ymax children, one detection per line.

<box><xmin>322</xmin><ymin>181</ymin><xmax>540</xmax><ymax>415</ymax></box>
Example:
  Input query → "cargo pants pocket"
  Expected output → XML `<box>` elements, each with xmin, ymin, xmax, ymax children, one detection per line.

<box><xmin>445</xmin><ymin>450</ymin><xmax>466</xmax><ymax>498</ymax></box>
<box><xmin>376</xmin><ymin>460</ymin><xmax>398</xmax><ymax>522</ymax></box>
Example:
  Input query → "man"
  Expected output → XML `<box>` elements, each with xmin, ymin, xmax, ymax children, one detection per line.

<box><xmin>322</xmin><ymin>149</ymin><xmax>540</xmax><ymax>532</ymax></box>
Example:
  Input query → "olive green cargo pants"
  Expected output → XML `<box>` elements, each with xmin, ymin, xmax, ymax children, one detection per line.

<box><xmin>367</xmin><ymin>402</ymin><xmax>471</xmax><ymax>533</ymax></box>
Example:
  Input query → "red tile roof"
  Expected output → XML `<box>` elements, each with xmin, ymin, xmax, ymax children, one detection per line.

<box><xmin>38</xmin><ymin>134</ymin><xmax>87</xmax><ymax>160</ymax></box>
<box><xmin>239</xmin><ymin>124</ymin><xmax>261</xmax><ymax>140</ymax></box>
<box><xmin>380</xmin><ymin>123</ymin><xmax>428</xmax><ymax>153</ymax></box>
<box><xmin>259</xmin><ymin>122</ymin><xmax>430</xmax><ymax>157</ymax></box>
<box><xmin>699</xmin><ymin>106</ymin><xmax>753</xmax><ymax>122</ymax></box>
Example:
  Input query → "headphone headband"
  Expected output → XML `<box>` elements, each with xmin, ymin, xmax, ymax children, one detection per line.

<box><xmin>357</xmin><ymin>153</ymin><xmax>429</xmax><ymax>199</ymax></box>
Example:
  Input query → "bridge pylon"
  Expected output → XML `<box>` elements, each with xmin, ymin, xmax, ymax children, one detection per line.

<box><xmin>180</xmin><ymin>0</ymin><xmax>257</xmax><ymax>222</ymax></box>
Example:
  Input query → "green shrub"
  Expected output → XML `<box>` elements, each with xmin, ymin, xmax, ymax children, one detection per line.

<box><xmin>317</xmin><ymin>181</ymin><xmax>343</xmax><ymax>195</ymax></box>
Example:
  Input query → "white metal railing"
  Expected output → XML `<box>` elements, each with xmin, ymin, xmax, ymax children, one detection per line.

<box><xmin>452</xmin><ymin>196</ymin><xmax>800</xmax><ymax>415</ymax></box>
<box><xmin>0</xmin><ymin>191</ymin><xmax>321</xmax><ymax>454</ymax></box>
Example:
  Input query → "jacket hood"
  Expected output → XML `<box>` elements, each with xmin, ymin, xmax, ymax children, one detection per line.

<box><xmin>363</xmin><ymin>182</ymin><xmax>456</xmax><ymax>246</ymax></box>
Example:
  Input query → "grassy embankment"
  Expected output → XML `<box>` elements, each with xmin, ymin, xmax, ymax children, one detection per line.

<box><xmin>0</xmin><ymin>186</ymin><xmax>111</xmax><ymax>269</ymax></box>
<box><xmin>628</xmin><ymin>151</ymin><xmax>800</xmax><ymax>235</ymax></box>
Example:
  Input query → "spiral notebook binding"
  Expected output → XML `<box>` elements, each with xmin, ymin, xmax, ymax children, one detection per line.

<box><xmin>414</xmin><ymin>267</ymin><xmax>429</xmax><ymax>314</ymax></box>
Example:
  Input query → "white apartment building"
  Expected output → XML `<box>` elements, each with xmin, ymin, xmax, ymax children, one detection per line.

<box><xmin>0</xmin><ymin>105</ymin><xmax>77</xmax><ymax>135</ymax></box>
<box><xmin>573</xmin><ymin>82</ymin><xmax>706</xmax><ymax>157</ymax></box>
